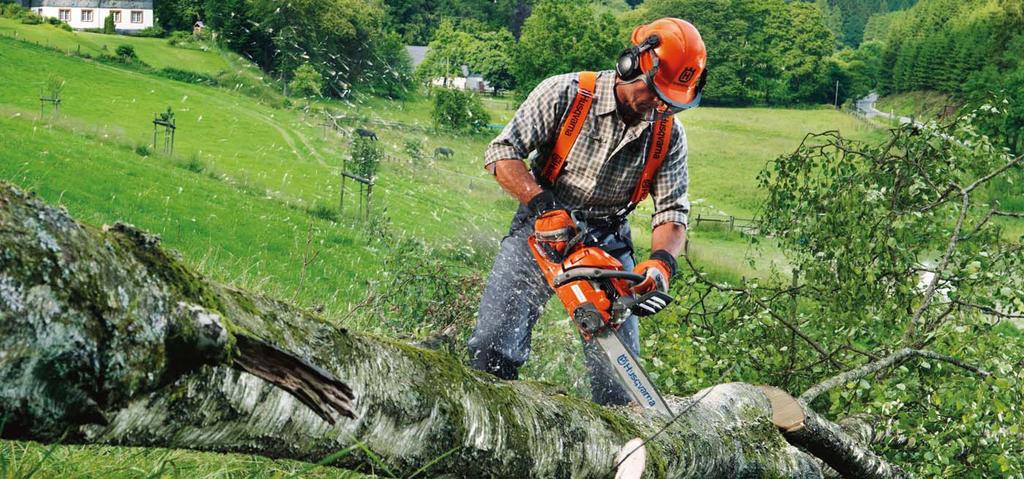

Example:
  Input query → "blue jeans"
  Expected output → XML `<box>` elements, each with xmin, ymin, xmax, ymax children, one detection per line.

<box><xmin>467</xmin><ymin>205</ymin><xmax>641</xmax><ymax>406</ymax></box>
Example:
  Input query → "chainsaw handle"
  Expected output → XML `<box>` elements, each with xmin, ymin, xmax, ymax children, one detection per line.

<box><xmin>552</xmin><ymin>268</ymin><xmax>646</xmax><ymax>287</ymax></box>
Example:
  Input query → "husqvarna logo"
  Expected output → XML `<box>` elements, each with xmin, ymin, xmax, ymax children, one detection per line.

<box><xmin>678</xmin><ymin>67</ymin><xmax>696</xmax><ymax>84</ymax></box>
<box><xmin>617</xmin><ymin>354</ymin><xmax>657</xmax><ymax>406</ymax></box>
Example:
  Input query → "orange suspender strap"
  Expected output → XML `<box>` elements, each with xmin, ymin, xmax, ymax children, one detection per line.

<box><xmin>628</xmin><ymin>116</ymin><xmax>675</xmax><ymax>204</ymax></box>
<box><xmin>540</xmin><ymin>71</ymin><xmax>598</xmax><ymax>184</ymax></box>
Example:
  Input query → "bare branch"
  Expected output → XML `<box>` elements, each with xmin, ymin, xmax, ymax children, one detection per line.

<box><xmin>904</xmin><ymin>190</ymin><xmax>970</xmax><ymax>344</ymax></box>
<box><xmin>800</xmin><ymin>348</ymin><xmax>990</xmax><ymax>403</ymax></box>
<box><xmin>955</xmin><ymin>301</ymin><xmax>1024</xmax><ymax>320</ymax></box>
<box><xmin>994</xmin><ymin>210</ymin><xmax>1024</xmax><ymax>219</ymax></box>
<box><xmin>962</xmin><ymin>155</ymin><xmax>1024</xmax><ymax>195</ymax></box>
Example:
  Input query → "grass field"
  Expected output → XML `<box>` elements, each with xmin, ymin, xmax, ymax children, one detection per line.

<box><xmin>2</xmin><ymin>23</ymin><xmax>1007</xmax><ymax>477</ymax></box>
<box><xmin>0</xmin><ymin>18</ymin><xmax>231</xmax><ymax>74</ymax></box>
<box><xmin>0</xmin><ymin>440</ymin><xmax>371</xmax><ymax>479</ymax></box>
<box><xmin>0</xmin><ymin>17</ymin><xmax>233</xmax><ymax>74</ymax></box>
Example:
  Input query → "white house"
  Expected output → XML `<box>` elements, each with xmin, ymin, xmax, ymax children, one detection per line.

<box><xmin>429</xmin><ymin>64</ymin><xmax>493</xmax><ymax>93</ymax></box>
<box><xmin>21</xmin><ymin>0</ymin><xmax>154</xmax><ymax>32</ymax></box>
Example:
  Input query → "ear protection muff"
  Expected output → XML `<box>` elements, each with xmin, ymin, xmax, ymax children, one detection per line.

<box><xmin>616</xmin><ymin>34</ymin><xmax>661</xmax><ymax>81</ymax></box>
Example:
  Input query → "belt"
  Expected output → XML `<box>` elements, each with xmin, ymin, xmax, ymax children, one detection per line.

<box><xmin>577</xmin><ymin>212</ymin><xmax>627</xmax><ymax>230</ymax></box>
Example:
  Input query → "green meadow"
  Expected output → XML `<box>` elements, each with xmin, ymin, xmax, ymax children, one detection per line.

<box><xmin>0</xmin><ymin>17</ymin><xmax>232</xmax><ymax>74</ymax></box>
<box><xmin>0</xmin><ymin>25</ymin><xmax>966</xmax><ymax>478</ymax></box>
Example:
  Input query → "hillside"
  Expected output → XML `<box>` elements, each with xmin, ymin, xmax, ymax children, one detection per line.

<box><xmin>0</xmin><ymin>17</ymin><xmax>232</xmax><ymax>74</ymax></box>
<box><xmin>10</xmin><ymin>19</ymin><xmax>1022</xmax><ymax>476</ymax></box>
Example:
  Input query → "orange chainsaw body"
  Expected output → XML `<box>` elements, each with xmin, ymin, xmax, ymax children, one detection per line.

<box><xmin>528</xmin><ymin>236</ymin><xmax>633</xmax><ymax>340</ymax></box>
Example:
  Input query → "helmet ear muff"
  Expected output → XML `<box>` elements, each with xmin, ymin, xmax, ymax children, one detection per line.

<box><xmin>616</xmin><ymin>34</ymin><xmax>660</xmax><ymax>82</ymax></box>
<box><xmin>616</xmin><ymin>46</ymin><xmax>642</xmax><ymax>81</ymax></box>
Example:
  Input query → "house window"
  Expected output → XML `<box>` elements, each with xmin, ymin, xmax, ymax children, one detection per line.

<box><xmin>131</xmin><ymin>11</ymin><xmax>143</xmax><ymax>24</ymax></box>
<box><xmin>58</xmin><ymin>9</ymin><xmax>70</xmax><ymax>22</ymax></box>
<box><xmin>81</xmin><ymin>9</ymin><xmax>93</xmax><ymax>22</ymax></box>
<box><xmin>111</xmin><ymin>10</ymin><xmax>122</xmax><ymax>23</ymax></box>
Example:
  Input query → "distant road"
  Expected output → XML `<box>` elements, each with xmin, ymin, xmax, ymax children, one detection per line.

<box><xmin>855</xmin><ymin>92</ymin><xmax>922</xmax><ymax>127</ymax></box>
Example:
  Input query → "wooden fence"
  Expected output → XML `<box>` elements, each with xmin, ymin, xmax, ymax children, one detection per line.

<box><xmin>692</xmin><ymin>213</ymin><xmax>759</xmax><ymax>235</ymax></box>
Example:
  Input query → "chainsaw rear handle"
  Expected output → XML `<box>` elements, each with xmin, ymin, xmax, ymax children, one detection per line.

<box><xmin>552</xmin><ymin>268</ymin><xmax>646</xmax><ymax>287</ymax></box>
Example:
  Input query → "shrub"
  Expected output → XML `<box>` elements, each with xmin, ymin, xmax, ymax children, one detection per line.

<box><xmin>58</xmin><ymin>22</ymin><xmax>72</xmax><ymax>32</ymax></box>
<box><xmin>46</xmin><ymin>16</ymin><xmax>61</xmax><ymax>25</ymax></box>
<box><xmin>182</xmin><ymin>155</ymin><xmax>206</xmax><ymax>173</ymax></box>
<box><xmin>307</xmin><ymin>203</ymin><xmax>340</xmax><ymax>222</ymax></box>
<box><xmin>103</xmin><ymin>13</ymin><xmax>115</xmax><ymax>34</ymax></box>
<box><xmin>403</xmin><ymin>139</ymin><xmax>424</xmax><ymax>163</ymax></box>
<box><xmin>432</xmin><ymin>89</ymin><xmax>490</xmax><ymax>132</ymax></box>
<box><xmin>134</xmin><ymin>144</ymin><xmax>152</xmax><ymax>157</ymax></box>
<box><xmin>157</xmin><ymin>67</ymin><xmax>217</xmax><ymax>85</ymax></box>
<box><xmin>18</xmin><ymin>13</ymin><xmax>42</xmax><ymax>24</ymax></box>
<box><xmin>135</xmin><ymin>26</ymin><xmax>165</xmax><ymax>38</ymax></box>
<box><xmin>115</xmin><ymin>44</ymin><xmax>137</xmax><ymax>61</ymax></box>
<box><xmin>1</xmin><ymin>4</ymin><xmax>25</xmax><ymax>18</ymax></box>
<box><xmin>167</xmin><ymin>31</ymin><xmax>191</xmax><ymax>46</ymax></box>
<box><xmin>349</xmin><ymin>136</ymin><xmax>382</xmax><ymax>179</ymax></box>
<box><xmin>45</xmin><ymin>74</ymin><xmax>65</xmax><ymax>100</ymax></box>
<box><xmin>288</xmin><ymin>64</ymin><xmax>323</xmax><ymax>98</ymax></box>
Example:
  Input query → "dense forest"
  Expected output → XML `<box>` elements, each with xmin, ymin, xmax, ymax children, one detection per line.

<box><xmin>872</xmin><ymin>0</ymin><xmax>1024</xmax><ymax>153</ymax></box>
<box><xmin>133</xmin><ymin>0</ymin><xmax>866</xmax><ymax>107</ymax></box>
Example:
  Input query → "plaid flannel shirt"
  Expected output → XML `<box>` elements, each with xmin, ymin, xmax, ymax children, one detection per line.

<box><xmin>485</xmin><ymin>70</ymin><xmax>690</xmax><ymax>228</ymax></box>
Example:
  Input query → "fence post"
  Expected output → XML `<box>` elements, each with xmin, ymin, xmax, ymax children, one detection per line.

<box><xmin>729</xmin><ymin>216</ymin><xmax>735</xmax><ymax>232</ymax></box>
<box><xmin>366</xmin><ymin>182</ymin><xmax>373</xmax><ymax>219</ymax></box>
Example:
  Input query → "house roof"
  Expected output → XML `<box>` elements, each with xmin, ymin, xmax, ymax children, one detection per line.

<box><xmin>28</xmin><ymin>0</ymin><xmax>154</xmax><ymax>8</ymax></box>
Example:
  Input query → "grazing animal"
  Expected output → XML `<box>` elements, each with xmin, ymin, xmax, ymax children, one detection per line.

<box><xmin>354</xmin><ymin>128</ymin><xmax>378</xmax><ymax>141</ymax></box>
<box><xmin>434</xmin><ymin>147</ymin><xmax>454</xmax><ymax>160</ymax></box>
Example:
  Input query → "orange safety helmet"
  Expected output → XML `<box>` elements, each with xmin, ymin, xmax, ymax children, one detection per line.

<box><xmin>616</xmin><ymin>18</ymin><xmax>707</xmax><ymax>112</ymax></box>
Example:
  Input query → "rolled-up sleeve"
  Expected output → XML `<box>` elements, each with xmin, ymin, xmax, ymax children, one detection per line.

<box><xmin>484</xmin><ymin>74</ymin><xmax>574</xmax><ymax>173</ymax></box>
<box><xmin>650</xmin><ymin>122</ymin><xmax>690</xmax><ymax>228</ymax></box>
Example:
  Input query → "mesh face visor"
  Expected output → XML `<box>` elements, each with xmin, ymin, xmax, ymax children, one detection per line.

<box><xmin>642</xmin><ymin>54</ymin><xmax>707</xmax><ymax>122</ymax></box>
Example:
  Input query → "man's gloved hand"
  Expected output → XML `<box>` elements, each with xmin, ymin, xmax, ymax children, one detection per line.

<box><xmin>529</xmin><ymin>190</ymin><xmax>576</xmax><ymax>260</ymax></box>
<box><xmin>632</xmin><ymin>250</ymin><xmax>676</xmax><ymax>295</ymax></box>
<box><xmin>630</xmin><ymin>250</ymin><xmax>677</xmax><ymax>316</ymax></box>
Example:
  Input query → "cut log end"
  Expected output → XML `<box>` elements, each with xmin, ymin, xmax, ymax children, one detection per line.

<box><xmin>614</xmin><ymin>438</ymin><xmax>647</xmax><ymax>479</ymax></box>
<box><xmin>758</xmin><ymin>385</ymin><xmax>806</xmax><ymax>432</ymax></box>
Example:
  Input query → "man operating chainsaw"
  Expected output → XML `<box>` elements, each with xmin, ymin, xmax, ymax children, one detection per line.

<box><xmin>468</xmin><ymin>18</ymin><xmax>707</xmax><ymax>408</ymax></box>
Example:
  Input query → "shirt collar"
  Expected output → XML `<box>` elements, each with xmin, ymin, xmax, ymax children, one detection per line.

<box><xmin>593</xmin><ymin>70</ymin><xmax>618</xmax><ymax>117</ymax></box>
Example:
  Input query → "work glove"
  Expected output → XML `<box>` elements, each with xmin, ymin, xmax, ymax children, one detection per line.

<box><xmin>529</xmin><ymin>190</ymin><xmax>576</xmax><ymax>260</ymax></box>
<box><xmin>631</xmin><ymin>250</ymin><xmax>676</xmax><ymax>316</ymax></box>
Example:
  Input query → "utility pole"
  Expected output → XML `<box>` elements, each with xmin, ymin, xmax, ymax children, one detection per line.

<box><xmin>834</xmin><ymin>80</ymin><xmax>840</xmax><ymax>109</ymax></box>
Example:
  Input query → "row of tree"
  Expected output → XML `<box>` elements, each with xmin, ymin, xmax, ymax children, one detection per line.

<box><xmin>631</xmin><ymin>0</ymin><xmax>837</xmax><ymax>105</ymax></box>
<box><xmin>153</xmin><ymin>0</ymin><xmax>414</xmax><ymax>99</ymax></box>
<box><xmin>384</xmin><ymin>0</ymin><xmax>532</xmax><ymax>45</ymax></box>
<box><xmin>815</xmin><ymin>0</ymin><xmax>918</xmax><ymax>47</ymax></box>
<box><xmin>871</xmin><ymin>0</ymin><xmax>1024</xmax><ymax>153</ymax></box>
<box><xmin>416</xmin><ymin>0</ymin><xmax>855</xmax><ymax>106</ymax></box>
<box><xmin>150</xmin><ymin>0</ymin><xmax>901</xmax><ymax>107</ymax></box>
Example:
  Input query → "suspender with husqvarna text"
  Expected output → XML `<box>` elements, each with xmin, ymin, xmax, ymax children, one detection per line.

<box><xmin>541</xmin><ymin>71</ymin><xmax>674</xmax><ymax>215</ymax></box>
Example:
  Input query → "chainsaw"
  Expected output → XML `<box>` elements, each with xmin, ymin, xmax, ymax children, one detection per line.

<box><xmin>528</xmin><ymin>212</ymin><xmax>673</xmax><ymax>416</ymax></box>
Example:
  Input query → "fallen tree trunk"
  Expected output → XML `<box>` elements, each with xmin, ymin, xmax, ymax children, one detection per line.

<box><xmin>0</xmin><ymin>183</ymin><xmax>903</xmax><ymax>478</ymax></box>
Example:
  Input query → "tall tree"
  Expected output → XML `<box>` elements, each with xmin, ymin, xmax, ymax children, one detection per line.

<box><xmin>641</xmin><ymin>0</ymin><xmax>836</xmax><ymax>105</ymax></box>
<box><xmin>204</xmin><ymin>0</ymin><xmax>274</xmax><ymax>69</ymax></box>
<box><xmin>241</xmin><ymin>0</ymin><xmax>410</xmax><ymax>97</ymax></box>
<box><xmin>512</xmin><ymin>0</ymin><xmax>622</xmax><ymax>95</ymax></box>
<box><xmin>154</xmin><ymin>0</ymin><xmax>202</xmax><ymax>32</ymax></box>
<box><xmin>417</xmin><ymin>20</ymin><xmax>517</xmax><ymax>92</ymax></box>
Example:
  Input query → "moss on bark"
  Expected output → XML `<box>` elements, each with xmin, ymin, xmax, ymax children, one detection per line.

<box><xmin>1</xmin><ymin>182</ymin><xmax>885</xmax><ymax>477</ymax></box>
